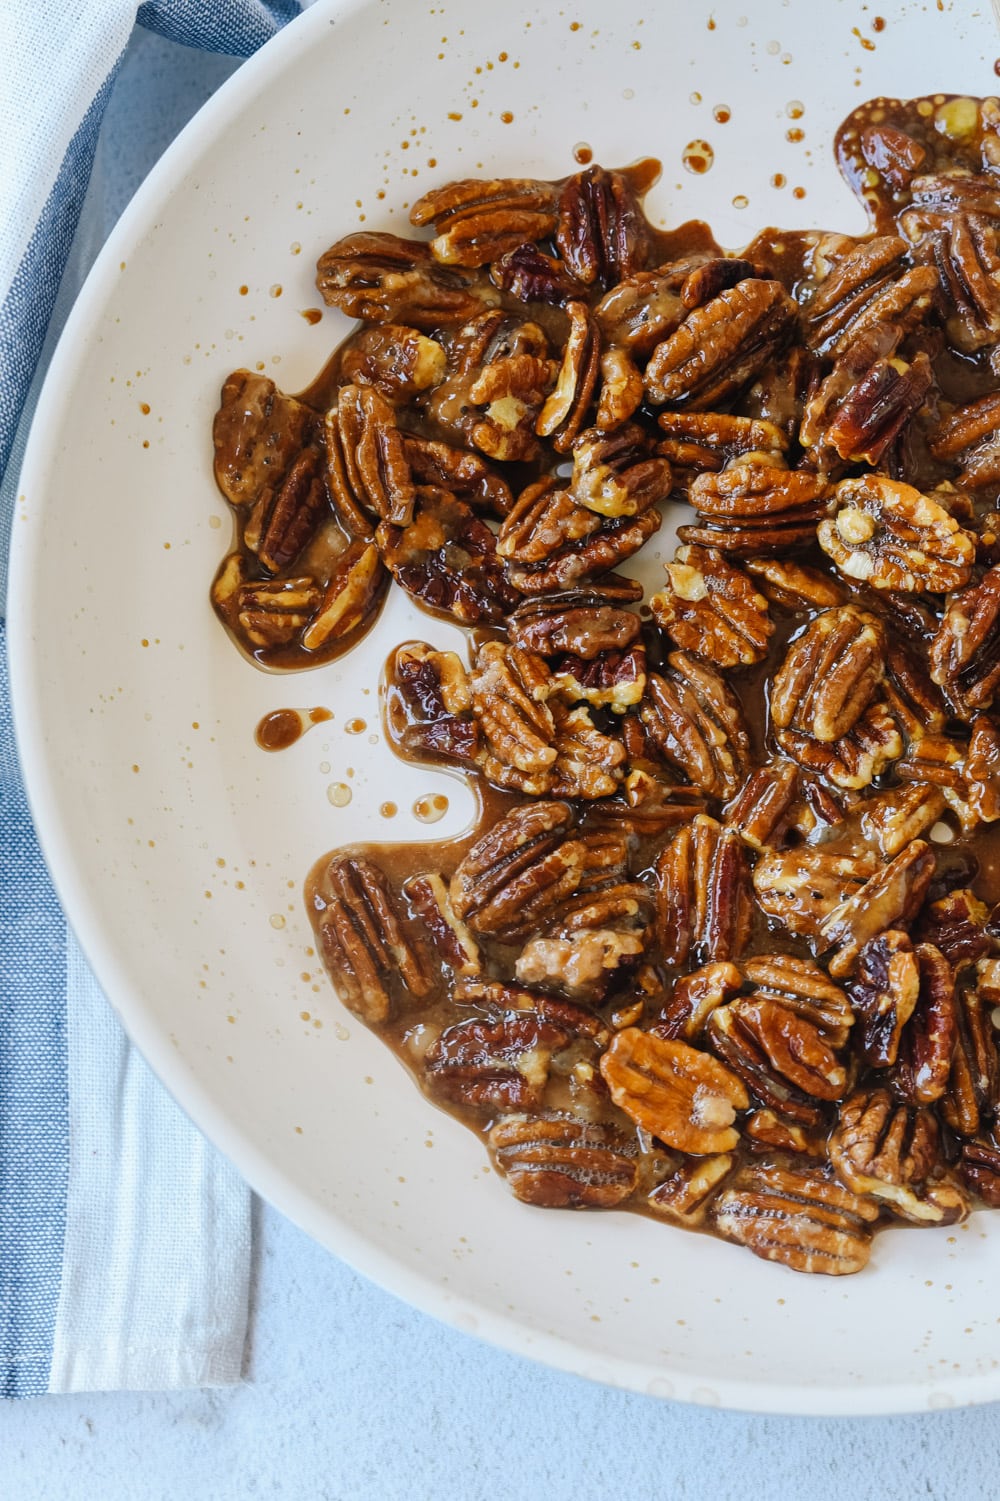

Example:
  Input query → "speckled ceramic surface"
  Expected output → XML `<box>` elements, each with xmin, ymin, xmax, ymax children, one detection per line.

<box><xmin>10</xmin><ymin>0</ymin><xmax>1000</xmax><ymax>1413</ymax></box>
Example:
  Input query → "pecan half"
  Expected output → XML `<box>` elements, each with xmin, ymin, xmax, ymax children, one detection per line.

<box><xmin>383</xmin><ymin>640</ymin><xmax>478</xmax><ymax>764</ymax></box>
<box><xmin>929</xmin><ymin>564</ymin><xmax>1000</xmax><ymax>713</ymax></box>
<box><xmin>534</xmin><ymin>301</ymin><xmax>600</xmax><ymax>452</ymax></box>
<box><xmin>960</xmin><ymin>1139</ymin><xmax>1000</xmax><ymax>1207</ymax></box>
<box><xmin>681</xmin><ymin>465</ymin><xmax>834</xmax><ymax>556</ymax></box>
<box><xmin>316</xmin><ymin>855</ymin><xmax>432</xmax><ymax>1023</ymax></box>
<box><xmin>820</xmin><ymin>842</ymin><xmax>936</xmax><ymax>978</ymax></box>
<box><xmin>449</xmin><ymin>801</ymin><xmax>588</xmax><ymax>941</ymax></box>
<box><xmin>595</xmin><ymin>346</ymin><xmax>645</xmax><ymax>430</ymax></box>
<box><xmin>401</xmin><ymin>872</ymin><xmax>481</xmax><ymax>979</ymax></box>
<box><xmin>639</xmin><ymin>653</ymin><xmax>751</xmax><ymax>800</ymax></box>
<box><xmin>771</xmin><ymin>606</ymin><xmax>886</xmax><ymax>744</ymax></box>
<box><xmin>753</xmin><ymin>845</ymin><xmax>879</xmax><ymax>943</ymax></box>
<box><xmin>338</xmin><ymin>324</ymin><xmax>447</xmax><ymax>401</ymax></box>
<box><xmin>507</xmin><ymin>575</ymin><xmax>643</xmax><ymax>659</ymax></box>
<box><xmin>654</xmin><ymin>961</ymin><xmax>743</xmax><ymax>1041</ymax></box>
<box><xmin>804</xmin><ymin>234</ymin><xmax>938</xmax><ymax>353</ymax></box>
<box><xmin>774</xmin><ymin>700</ymin><xmax>904</xmax><ymax>792</ymax></box>
<box><xmin>552</xmin><ymin>644</ymin><xmax>647</xmax><ymax>713</ymax></box>
<box><xmin>214</xmin><ymin>564</ymin><xmax>320</xmax><ymax>651</ymax></box>
<box><xmin>829</xmin><ymin>1089</ymin><xmax>964</xmax><ymax>1224</ymax></box>
<box><xmin>848</xmin><ymin>930</ymin><xmax>921</xmax><ymax>1069</ymax></box>
<box><xmin>404</xmin><ymin>436</ymin><xmax>513</xmax><ymax>518</ymax></box>
<box><xmin>818</xmin><ymin>474</ymin><xmax>975</xmax><ymax>593</ymax></box>
<box><xmin>377</xmin><ymin>489</ymin><xmax>520</xmax><ymax>625</ymax></box>
<box><xmin>549</xmin><ymin>702</ymin><xmax>628</xmax><ymax>800</ymax></box>
<box><xmin>556</xmin><ymin>165</ymin><xmax>652</xmax><ymax>287</ymax></box>
<box><xmin>928</xmin><ymin>391</ymin><xmax>1000</xmax><ymax>489</ymax></box>
<box><xmin>489</xmin><ymin>1114</ymin><xmax>638</xmax><ymax>1208</ymax></box>
<box><xmin>644</xmin><ymin>279</ymin><xmax>798</xmax><ymax>410</ymax></box>
<box><xmin>858</xmin><ymin>783</ymin><xmax>947</xmax><ymax>859</ymax></box>
<box><xmin>600</xmin><ymin>1028</ymin><xmax>749</xmax><ymax>1153</ymax></box>
<box><xmin>940</xmin><ymin>962</ymin><xmax>1000</xmax><ymax>1137</ymax></box>
<box><xmin>650</xmin><ymin>545</ymin><xmax>773</xmax><ymax>668</ymax></box>
<box><xmin>327</xmin><ymin>383</ymin><xmax>415</xmax><ymax>530</ymax></box>
<box><xmin>706</xmin><ymin>997</ymin><xmax>844</xmax><ymax>1125</ymax></box>
<box><xmin>213</xmin><ymin>370</ymin><xmax>319</xmax><ymax>510</ymax></box>
<box><xmin>653</xmin><ymin>814</ymin><xmax>753</xmax><ymax>967</ymax></box>
<box><xmin>744</xmin><ymin>557</ymin><xmax>846</xmax><ymax>612</ymax></box>
<box><xmin>467</xmin><ymin>642</ymin><xmax>558</xmax><ymax>795</ymax></box>
<box><xmin>895</xmin><ymin>943</ymin><xmax>958</xmax><ymax>1105</ymax></box>
<box><xmin>593</xmin><ymin>262</ymin><xmax>690</xmax><ymax>355</ymax></box>
<box><xmin>299</xmin><ymin>539</ymin><xmax>388</xmax><ymax>652</ymax></box>
<box><xmin>316</xmin><ymin>231</ymin><xmax>488</xmax><ymax>326</ymax></box>
<box><xmin>905</xmin><ymin>208</ymin><xmax>1000</xmax><ymax>355</ymax></box>
<box><xmin>711</xmin><ymin>1165</ymin><xmax>879</xmax><ymax>1275</ymax></box>
<box><xmin>916</xmin><ymin>888</ymin><xmax>995</xmax><ymax>970</ymax></box>
<box><xmin>569</xmin><ymin>424</ymin><xmax>673</xmax><ymax>519</ymax></box>
<box><xmin>498</xmin><ymin>476</ymin><xmax>661</xmax><ymax>594</ymax></box>
<box><xmin>726</xmin><ymin>760</ymin><xmax>814</xmax><ymax>852</ymax></box>
<box><xmin>424</xmin><ymin>1010</ymin><xmax>571</xmax><ymax>1110</ymax></box>
<box><xmin>409</xmin><ymin>176</ymin><xmax>559</xmax><ymax>267</ymax></box>
<box><xmin>514</xmin><ymin>876</ymin><xmax>650</xmax><ymax>1001</ymax></box>
<box><xmin>742</xmin><ymin>954</ymin><xmax>854</xmax><ymax>1049</ymax></box>
<box><xmin>647</xmin><ymin>1154</ymin><xmax>735</xmax><ymax>1226</ymax></box>
<box><xmin>657</xmin><ymin>411</ymin><xmax>788</xmax><ymax>480</ymax></box>
<box><xmin>490</xmin><ymin>242</ymin><xmax>585</xmax><ymax>304</ymax></box>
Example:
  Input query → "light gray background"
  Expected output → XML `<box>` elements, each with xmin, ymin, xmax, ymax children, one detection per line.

<box><xmin>2</xmin><ymin>25</ymin><xmax>999</xmax><ymax>1500</ymax></box>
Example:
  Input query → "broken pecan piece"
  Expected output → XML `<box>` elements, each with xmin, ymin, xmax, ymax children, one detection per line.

<box><xmin>644</xmin><ymin>279</ymin><xmax>798</xmax><ymax>410</ymax></box>
<box><xmin>711</xmin><ymin>1165</ymin><xmax>879</xmax><ymax>1275</ymax></box>
<box><xmin>600</xmin><ymin>1028</ymin><xmax>749</xmax><ymax>1154</ymax></box>
<box><xmin>654</xmin><ymin>962</ymin><xmax>743</xmax><ymax>1041</ymax></box>
<box><xmin>535</xmin><ymin>301</ymin><xmax>600</xmax><ymax>452</ymax></box>
<box><xmin>489</xmin><ymin>1114</ymin><xmax>638</xmax><ymax>1208</ymax></box>
<box><xmin>647</xmin><ymin>1154</ymin><xmax>735</xmax><ymax>1226</ymax></box>
<box><xmin>960</xmin><ymin>1138</ymin><xmax>1000</xmax><ymax>1206</ymax></box>
<box><xmin>377</xmin><ymin>488</ymin><xmax>520</xmax><ymax>625</ymax></box>
<box><xmin>821</xmin><ymin>842</ymin><xmax>936</xmax><ymax>978</ymax></box>
<box><xmin>409</xmin><ymin>176</ymin><xmax>559</xmax><ymax>267</ymax></box>
<box><xmin>569</xmin><ymin>424</ymin><xmax>673</xmax><ymax>519</ymax></box>
<box><xmin>818</xmin><ymin>474</ymin><xmax>975</xmax><ymax>593</ymax></box>
<box><xmin>316</xmin><ymin>855</ymin><xmax>432</xmax><ymax>1024</ymax></box>
<box><xmin>639</xmin><ymin>653</ymin><xmax>750</xmax><ymax>800</ymax></box>
<box><xmin>551</xmin><ymin>644</ymin><xmax>647</xmax><ymax>714</ymax></box>
<box><xmin>383</xmin><ymin>640</ymin><xmax>477</xmax><ymax>765</ymax></box>
<box><xmin>929</xmin><ymin>564</ymin><xmax>1000</xmax><ymax>713</ymax></box>
<box><xmin>650</xmin><ymin>545</ymin><xmax>773</xmax><ymax>668</ymax></box>
<box><xmin>848</xmin><ymin>930</ymin><xmax>921</xmax><ymax>1069</ymax></box>
<box><xmin>489</xmin><ymin>242</ymin><xmax>585</xmax><ymax>304</ymax></box>
<box><xmin>316</xmin><ymin>231</ymin><xmax>488</xmax><ymax>327</ymax></box>
<box><xmin>653</xmin><ymin>815</ymin><xmax>753</xmax><ymax>967</ymax></box>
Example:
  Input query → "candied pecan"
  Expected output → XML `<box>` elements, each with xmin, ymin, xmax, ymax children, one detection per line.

<box><xmin>555</xmin><ymin>165</ymin><xmax>652</xmax><ymax>287</ymax></box>
<box><xmin>467</xmin><ymin>353</ymin><xmax>555</xmax><ymax>463</ymax></box>
<box><xmin>214</xmin><ymin>564</ymin><xmax>320</xmax><ymax>652</ymax></box>
<box><xmin>929</xmin><ymin>564</ymin><xmax>1000</xmax><ymax>713</ymax></box>
<box><xmin>551</xmin><ymin>644</ymin><xmax>647</xmax><ymax>713</ymax></box>
<box><xmin>383</xmin><ymin>640</ymin><xmax>477</xmax><ymax>764</ymax></box>
<box><xmin>316</xmin><ymin>231</ymin><xmax>488</xmax><ymax>327</ymax></box>
<box><xmin>489</xmin><ymin>243</ymin><xmax>585</xmax><ymax>304</ymax></box>
<box><xmin>377</xmin><ymin>488</ymin><xmax>520</xmax><ymax>626</ymax></box>
<box><xmin>583</xmin><ymin>766</ymin><xmax>709</xmax><ymax>840</ymax></box>
<box><xmin>848</xmin><ymin>930</ymin><xmax>921</xmax><ymax>1068</ymax></box>
<box><xmin>656</xmin><ymin>411</ymin><xmax>788</xmax><ymax>479</ymax></box>
<box><xmin>550</xmin><ymin>702</ymin><xmax>627</xmax><ymax>800</ymax></box>
<box><xmin>681</xmin><ymin>257</ymin><xmax>763</xmax><ymax>309</ymax></box>
<box><xmin>595</xmin><ymin>346</ymin><xmax>645</xmax><ymax>430</ymax></box>
<box><xmin>498</xmin><ymin>477</ymin><xmax>661</xmax><ymax>593</ymax></box>
<box><xmin>467</xmin><ymin>642</ymin><xmax>557</xmax><ymax>795</ymax></box>
<box><xmin>743</xmin><ymin>557</ymin><xmax>846</xmax><ymax>612</ymax></box>
<box><xmin>401</xmin><ymin>872</ymin><xmax>481</xmax><ymax>979</ymax></box>
<box><xmin>339</xmin><ymin>324</ymin><xmax>447</xmax><ymax>401</ymax></box>
<box><xmin>409</xmin><ymin>176</ymin><xmax>559</xmax><ymax>267</ymax></box>
<box><xmin>882</xmin><ymin>639</ymin><xmax>948</xmax><ymax>745</ymax></box>
<box><xmin>653</xmin><ymin>815</ymin><xmax>752</xmax><ymax>967</ymax></box>
<box><xmin>860</xmin><ymin>123</ymin><xmax>927</xmax><ymax>190</ymax></box>
<box><xmin>928</xmin><ymin>391</ymin><xmax>1000</xmax><ymax>489</ymax></box>
<box><xmin>592</xmin><ymin>261</ymin><xmax>691</xmax><ymax>355</ymax></box>
<box><xmin>771</xmin><ymin>606</ymin><xmax>886</xmax><ymax>744</ymax></box>
<box><xmin>213</xmin><ymin>370</ymin><xmax>319</xmax><ymax>510</ymax></box>
<box><xmin>316</xmin><ymin>855</ymin><xmax>432</xmax><ymax>1024</ymax></box>
<box><xmin>644</xmin><ymin>279</ymin><xmax>798</xmax><ymax>410</ymax></box>
<box><xmin>960</xmin><ymin>1138</ymin><xmax>1000</xmax><ymax>1206</ymax></box>
<box><xmin>404</xmin><ymin>436</ymin><xmax>513</xmax><ymax>518</ymax></box>
<box><xmin>424</xmin><ymin>310</ymin><xmax>554</xmax><ymax>460</ymax></box>
<box><xmin>905</xmin><ymin>208</ymin><xmax>1000</xmax><ymax>355</ymax></box>
<box><xmin>639</xmin><ymin>653</ymin><xmax>750</xmax><ymax>800</ymax></box>
<box><xmin>654</xmin><ymin>962</ymin><xmax>744</xmax><ymax>1041</ymax></box>
<box><xmin>740</xmin><ymin>342</ymin><xmax>816</xmax><ymax>441</ymax></box>
<box><xmin>941</xmin><ymin>964</ymin><xmax>1000</xmax><ymax>1137</ymax></box>
<box><xmin>488</xmin><ymin>1115</ymin><xmax>638</xmax><ymax>1208</ymax></box>
<box><xmin>453</xmin><ymin>977</ymin><xmax>608</xmax><ymax>1040</ymax></box>
<box><xmin>711</xmin><ymin>1165</ymin><xmax>879</xmax><ymax>1275</ymax></box>
<box><xmin>803</xmin><ymin>234</ymin><xmax>938</xmax><ymax>353</ymax></box>
<box><xmin>240</xmin><ymin>446</ymin><xmax>328</xmax><ymax>574</ymax></box>
<box><xmin>299</xmin><ymin>539</ymin><xmax>388</xmax><ymax>652</ymax></box>
<box><xmin>859</xmin><ymin>783</ymin><xmax>947</xmax><ymax>859</ymax></box>
<box><xmin>820</xmin><ymin>841</ymin><xmax>936</xmax><ymax>977</ymax></box>
<box><xmin>895</xmin><ymin>943</ymin><xmax>958</xmax><ymax>1105</ymax></box>
<box><xmin>424</xmin><ymin>1010</ymin><xmax>571</xmax><ymax>1110</ymax></box>
<box><xmin>514</xmin><ymin>877</ymin><xmax>650</xmax><ymax>1001</ymax></box>
<box><xmin>449</xmin><ymin>801</ymin><xmax>587</xmax><ymax>941</ymax></box>
<box><xmin>535</xmin><ymin>302</ymin><xmax>600</xmax><ymax>452</ymax></box>
<box><xmin>647</xmin><ymin>1154</ymin><xmax>735</xmax><ymax>1226</ymax></box>
<box><xmin>753</xmin><ymin>845</ymin><xmax>879</xmax><ymax>943</ymax></box>
<box><xmin>916</xmin><ymin>889</ymin><xmax>994</xmax><ymax>970</ymax></box>
<box><xmin>742</xmin><ymin>954</ymin><xmax>854</xmax><ymax>1049</ymax></box>
<box><xmin>706</xmin><ymin>996</ymin><xmax>845</xmax><ymax>1127</ymax></box>
<box><xmin>726</xmin><ymin>760</ymin><xmax>808</xmax><ymax>852</ymax></box>
<box><xmin>829</xmin><ymin>1089</ymin><xmax>963</xmax><ymax>1224</ymax></box>
<box><xmin>818</xmin><ymin>474</ymin><xmax>975</xmax><ymax>593</ymax></box>
<box><xmin>650</xmin><ymin>545</ymin><xmax>773</xmax><ymax>668</ymax></box>
<box><xmin>801</xmin><ymin>332</ymin><xmax>933</xmax><ymax>470</ymax></box>
<box><xmin>744</xmin><ymin>1110</ymin><xmax>825</xmax><ymax>1156</ymax></box>
<box><xmin>569</xmin><ymin>424</ymin><xmax>673</xmax><ymax>519</ymax></box>
<box><xmin>507</xmin><ymin>576</ymin><xmax>643</xmax><ymax>659</ymax></box>
<box><xmin>681</xmin><ymin>465</ymin><xmax>834</xmax><ymax>556</ymax></box>
<box><xmin>327</xmin><ymin>383</ymin><xmax>415</xmax><ymax>530</ymax></box>
<box><xmin>600</xmin><ymin>1028</ymin><xmax>749</xmax><ymax>1154</ymax></box>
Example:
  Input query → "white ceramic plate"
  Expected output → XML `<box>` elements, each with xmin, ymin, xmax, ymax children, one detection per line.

<box><xmin>11</xmin><ymin>0</ymin><xmax>1000</xmax><ymax>1414</ymax></box>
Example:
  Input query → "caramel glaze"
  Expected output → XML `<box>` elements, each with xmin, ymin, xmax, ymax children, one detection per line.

<box><xmin>287</xmin><ymin>100</ymin><xmax>1000</xmax><ymax>1240</ymax></box>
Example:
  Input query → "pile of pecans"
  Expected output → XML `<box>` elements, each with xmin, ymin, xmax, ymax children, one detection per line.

<box><xmin>211</xmin><ymin>94</ymin><xmax>1000</xmax><ymax>1274</ymax></box>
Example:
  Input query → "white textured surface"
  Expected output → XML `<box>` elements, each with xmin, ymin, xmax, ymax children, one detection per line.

<box><xmin>3</xmin><ymin>1201</ymin><xmax>1000</xmax><ymax>1500</ymax></box>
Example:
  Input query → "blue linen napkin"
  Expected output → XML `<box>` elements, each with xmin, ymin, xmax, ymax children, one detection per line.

<box><xmin>1</xmin><ymin>1</ymin><xmax>303</xmax><ymax>1400</ymax></box>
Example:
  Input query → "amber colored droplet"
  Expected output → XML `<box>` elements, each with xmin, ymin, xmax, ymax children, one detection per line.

<box><xmin>345</xmin><ymin>717</ymin><xmax>366</xmax><ymax>735</ymax></box>
<box><xmin>239</xmin><ymin>285</ymin><xmax>249</xmax><ymax>295</ymax></box>
<box><xmin>141</xmin><ymin>638</ymin><xmax>149</xmax><ymax>647</ymax></box>
<box><xmin>142</xmin><ymin>441</ymin><xmax>150</xmax><ymax>449</ymax></box>
<box><xmin>139</xmin><ymin>402</ymin><xmax>150</xmax><ymax>415</ymax></box>
<box><xmin>498</xmin><ymin>50</ymin><xmax>508</xmax><ymax>61</ymax></box>
<box><xmin>771</xmin><ymin>172</ymin><xmax>787</xmax><ymax>188</ymax></box>
<box><xmin>300</xmin><ymin>308</ymin><xmax>322</xmax><ymax>325</ymax></box>
<box><xmin>786</xmin><ymin>127</ymin><xmax>804</xmax><ymax>143</ymax></box>
<box><xmin>573</xmin><ymin>142</ymin><xmax>593</xmax><ymax>164</ymax></box>
<box><xmin>851</xmin><ymin>26</ymin><xmax>875</xmax><ymax>51</ymax></box>
<box><xmin>269</xmin><ymin>284</ymin><xmax>282</xmax><ymax>298</ymax></box>
<box><xmin>682</xmin><ymin>139</ymin><xmax>714</xmax><ymax>174</ymax></box>
<box><xmin>327</xmin><ymin>783</ymin><xmax>352</xmax><ymax>807</ymax></box>
<box><xmin>792</xmin><ymin>186</ymin><xmax>807</xmax><ymax>200</ymax></box>
<box><xmin>570</xmin><ymin>20</ymin><xmax>581</xmax><ymax>29</ymax></box>
<box><xmin>380</xmin><ymin>801</ymin><xmax>398</xmax><ymax>818</ymax></box>
<box><xmin>256</xmin><ymin>707</ymin><xmax>331</xmax><ymax>751</ymax></box>
<box><xmin>707</xmin><ymin>16</ymin><xmax>716</xmax><ymax>28</ymax></box>
<box><xmin>414</xmin><ymin>793</ymin><xmax>449</xmax><ymax>824</ymax></box>
<box><xmin>713</xmin><ymin>105</ymin><xmax>731</xmax><ymax>124</ymax></box>
<box><xmin>500</xmin><ymin>111</ymin><xmax>514</xmax><ymax>124</ymax></box>
<box><xmin>732</xmin><ymin>194</ymin><xmax>749</xmax><ymax>210</ymax></box>
<box><xmin>690</xmin><ymin>91</ymin><xmax>702</xmax><ymax>105</ymax></box>
<box><xmin>786</xmin><ymin>100</ymin><xmax>805</xmax><ymax>119</ymax></box>
<box><xmin>447</xmin><ymin>111</ymin><xmax>463</xmax><ymax>121</ymax></box>
<box><xmin>309</xmin><ymin>707</ymin><xmax>333</xmax><ymax>726</ymax></box>
<box><xmin>872</xmin><ymin>15</ymin><xmax>886</xmax><ymax>31</ymax></box>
